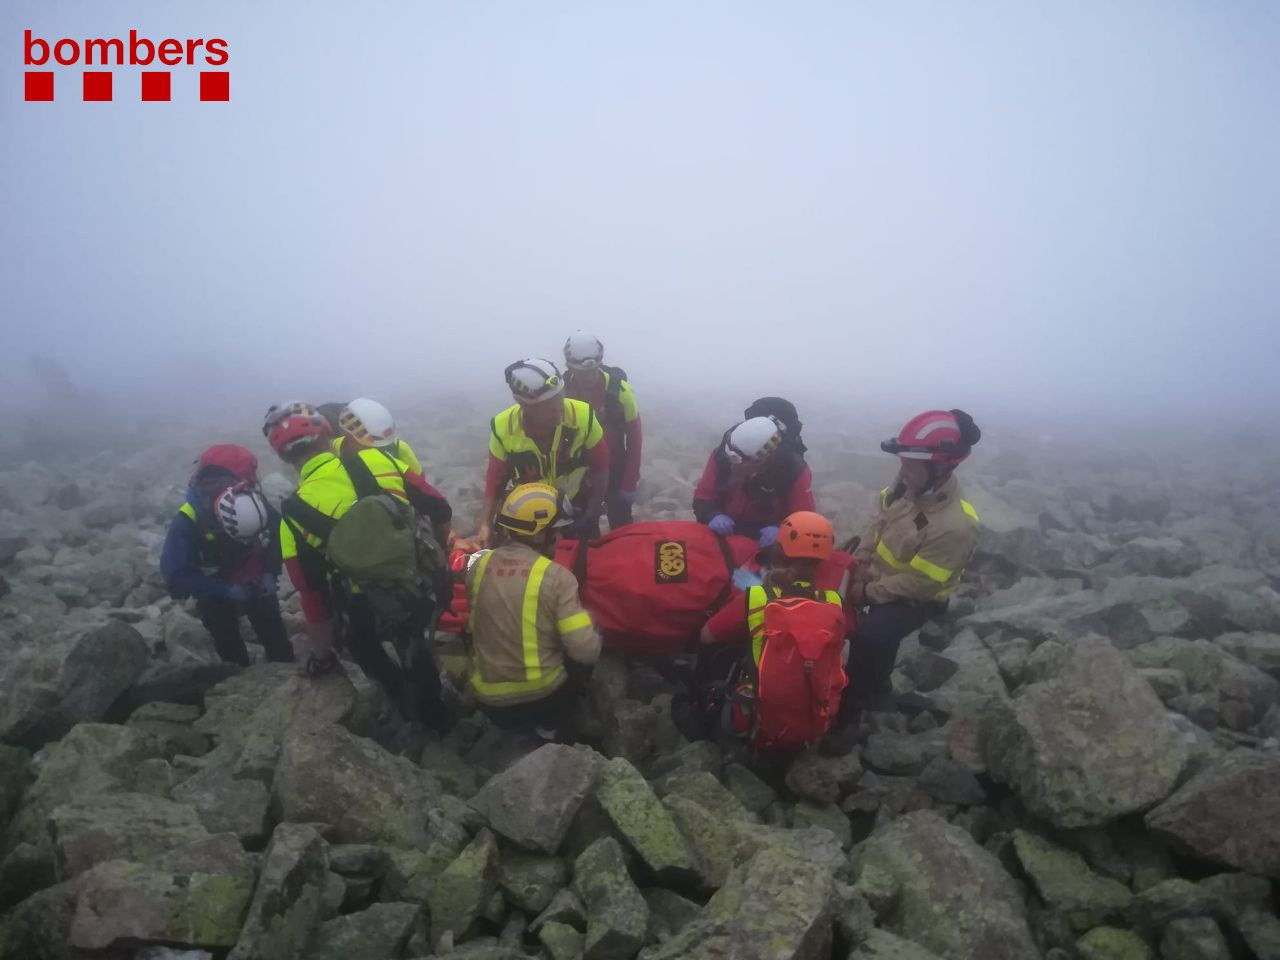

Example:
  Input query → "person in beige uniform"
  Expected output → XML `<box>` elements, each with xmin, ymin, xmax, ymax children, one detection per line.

<box><xmin>825</xmin><ymin>409</ymin><xmax>982</xmax><ymax>754</ymax></box>
<box><xmin>466</xmin><ymin>482</ymin><xmax>600</xmax><ymax>733</ymax></box>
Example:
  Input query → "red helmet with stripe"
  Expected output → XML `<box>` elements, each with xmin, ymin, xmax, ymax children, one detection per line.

<box><xmin>881</xmin><ymin>409</ymin><xmax>980</xmax><ymax>465</ymax></box>
<box><xmin>268</xmin><ymin>413</ymin><xmax>330</xmax><ymax>457</ymax></box>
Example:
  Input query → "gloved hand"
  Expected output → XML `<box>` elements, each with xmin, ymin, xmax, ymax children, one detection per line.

<box><xmin>732</xmin><ymin>565</ymin><xmax>764</xmax><ymax>590</ymax></box>
<box><xmin>708</xmin><ymin>514</ymin><xmax>735</xmax><ymax>535</ymax></box>
<box><xmin>256</xmin><ymin>572</ymin><xmax>278</xmax><ymax>598</ymax></box>
<box><xmin>757</xmin><ymin>525</ymin><xmax>779</xmax><ymax>548</ymax></box>
<box><xmin>226</xmin><ymin>584</ymin><xmax>252</xmax><ymax>603</ymax></box>
<box><xmin>616</xmin><ymin>489</ymin><xmax>637</xmax><ymax>505</ymax></box>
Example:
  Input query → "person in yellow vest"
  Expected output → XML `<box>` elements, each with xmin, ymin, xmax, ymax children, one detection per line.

<box><xmin>318</xmin><ymin>397</ymin><xmax>425</xmax><ymax>474</ymax></box>
<box><xmin>825</xmin><ymin>409</ymin><xmax>982</xmax><ymax>754</ymax></box>
<box><xmin>476</xmin><ymin>358</ymin><xmax>609</xmax><ymax>546</ymax></box>
<box><xmin>264</xmin><ymin>403</ymin><xmax>453</xmax><ymax>727</ymax></box>
<box><xmin>466</xmin><ymin>482</ymin><xmax>600</xmax><ymax>734</ymax></box>
<box><xmin>562</xmin><ymin>333</ymin><xmax>643</xmax><ymax>530</ymax></box>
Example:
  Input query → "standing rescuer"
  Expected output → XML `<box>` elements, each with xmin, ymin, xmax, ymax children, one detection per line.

<box><xmin>562</xmin><ymin>332</ymin><xmax>642</xmax><ymax>530</ymax></box>
<box><xmin>693</xmin><ymin>414</ymin><xmax>816</xmax><ymax>548</ymax></box>
<box><xmin>827</xmin><ymin>408</ymin><xmax>982</xmax><ymax>754</ymax></box>
<box><xmin>466</xmin><ymin>482</ymin><xmax>600</xmax><ymax>735</ymax></box>
<box><xmin>160</xmin><ymin>444</ymin><xmax>294</xmax><ymax>665</ymax></box>
<box><xmin>331</xmin><ymin>397</ymin><xmax>425</xmax><ymax>475</ymax></box>
<box><xmin>265</xmin><ymin>402</ymin><xmax>454</xmax><ymax>726</ymax></box>
<box><xmin>477</xmin><ymin>358</ymin><xmax>610</xmax><ymax>545</ymax></box>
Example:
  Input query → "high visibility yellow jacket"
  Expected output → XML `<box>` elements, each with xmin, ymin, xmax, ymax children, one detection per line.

<box><xmin>485</xmin><ymin>398</ymin><xmax>606</xmax><ymax>503</ymax></box>
<box><xmin>853</xmin><ymin>475</ymin><xmax>980</xmax><ymax>605</ymax></box>
<box><xmin>332</xmin><ymin>436</ymin><xmax>424</xmax><ymax>475</ymax></box>
<box><xmin>746</xmin><ymin>581</ymin><xmax>842</xmax><ymax>665</ymax></box>
<box><xmin>465</xmin><ymin>543</ymin><xmax>600</xmax><ymax>706</ymax></box>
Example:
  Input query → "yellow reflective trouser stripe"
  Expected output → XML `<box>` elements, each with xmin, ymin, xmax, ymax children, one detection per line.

<box><xmin>557</xmin><ymin>611</ymin><xmax>592</xmax><ymax>634</ymax></box>
<box><xmin>961</xmin><ymin>499</ymin><xmax>980</xmax><ymax>522</ymax></box>
<box><xmin>179</xmin><ymin>502</ymin><xmax>196</xmax><ymax>521</ymax></box>
<box><xmin>909</xmin><ymin>554</ymin><xmax>954</xmax><ymax>583</ymax></box>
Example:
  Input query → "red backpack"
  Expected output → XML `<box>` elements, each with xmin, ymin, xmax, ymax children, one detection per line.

<box><xmin>747</xmin><ymin>595</ymin><xmax>848</xmax><ymax>751</ymax></box>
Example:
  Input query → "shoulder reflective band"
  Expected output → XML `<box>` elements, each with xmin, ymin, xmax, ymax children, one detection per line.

<box><xmin>961</xmin><ymin>499</ymin><xmax>980</xmax><ymax>523</ymax></box>
<box><xmin>557</xmin><ymin>611</ymin><xmax>592</xmax><ymax>634</ymax></box>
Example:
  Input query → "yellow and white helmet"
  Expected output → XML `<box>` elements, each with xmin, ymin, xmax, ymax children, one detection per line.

<box><xmin>339</xmin><ymin>398</ymin><xmax>397</xmax><ymax>449</ymax></box>
<box><xmin>496</xmin><ymin>482</ymin><xmax>571</xmax><ymax>536</ymax></box>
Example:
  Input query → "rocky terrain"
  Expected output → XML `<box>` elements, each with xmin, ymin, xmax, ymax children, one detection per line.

<box><xmin>1</xmin><ymin>397</ymin><xmax>1278</xmax><ymax>960</ymax></box>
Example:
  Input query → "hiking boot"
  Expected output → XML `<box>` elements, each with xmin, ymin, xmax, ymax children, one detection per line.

<box><xmin>818</xmin><ymin>721</ymin><xmax>859</xmax><ymax>757</ymax></box>
<box><xmin>671</xmin><ymin>690</ymin><xmax>716</xmax><ymax>742</ymax></box>
<box><xmin>301</xmin><ymin>653</ymin><xmax>344</xmax><ymax>679</ymax></box>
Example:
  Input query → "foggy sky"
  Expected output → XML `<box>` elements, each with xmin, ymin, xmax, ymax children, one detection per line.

<box><xmin>3</xmin><ymin>1</ymin><xmax>1279</xmax><ymax>430</ymax></box>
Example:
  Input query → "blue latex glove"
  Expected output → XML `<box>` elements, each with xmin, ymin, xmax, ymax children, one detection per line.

<box><xmin>708</xmin><ymin>514</ymin><xmax>735</xmax><ymax>536</ymax></box>
<box><xmin>256</xmin><ymin>573</ymin><xmax>278</xmax><ymax>598</ymax></box>
<box><xmin>616</xmin><ymin>489</ymin><xmax>637</xmax><ymax>505</ymax></box>
<box><xmin>227</xmin><ymin>584</ymin><xmax>252</xmax><ymax>603</ymax></box>
<box><xmin>732</xmin><ymin>566</ymin><xmax>764</xmax><ymax>590</ymax></box>
<box><xmin>757</xmin><ymin>526</ymin><xmax>780</xmax><ymax>548</ymax></box>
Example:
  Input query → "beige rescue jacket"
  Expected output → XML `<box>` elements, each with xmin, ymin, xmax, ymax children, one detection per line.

<box><xmin>853</xmin><ymin>475</ymin><xmax>980</xmax><ymax>605</ymax></box>
<box><xmin>466</xmin><ymin>542</ymin><xmax>601</xmax><ymax>706</ymax></box>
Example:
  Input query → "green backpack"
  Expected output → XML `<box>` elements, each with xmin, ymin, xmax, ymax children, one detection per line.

<box><xmin>282</xmin><ymin>451</ymin><xmax>447</xmax><ymax>628</ymax></box>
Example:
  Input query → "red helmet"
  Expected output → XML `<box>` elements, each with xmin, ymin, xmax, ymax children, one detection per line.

<box><xmin>881</xmin><ymin>409</ymin><xmax>980</xmax><ymax>465</ymax></box>
<box><xmin>268</xmin><ymin>413</ymin><xmax>330</xmax><ymax>457</ymax></box>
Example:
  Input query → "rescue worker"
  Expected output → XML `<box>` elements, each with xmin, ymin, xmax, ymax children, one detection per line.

<box><xmin>466</xmin><ymin>482</ymin><xmax>600</xmax><ymax>735</ymax></box>
<box><xmin>562</xmin><ymin>332</ymin><xmax>642</xmax><ymax>529</ymax></box>
<box><xmin>743</xmin><ymin>397</ymin><xmax>805</xmax><ymax>455</ymax></box>
<box><xmin>160</xmin><ymin>445</ymin><xmax>294</xmax><ymax>665</ymax></box>
<box><xmin>679</xmin><ymin>511</ymin><xmax>843</xmax><ymax>740</ymax></box>
<box><xmin>693</xmin><ymin>415</ymin><xmax>815</xmax><ymax>547</ymax></box>
<box><xmin>329</xmin><ymin>397</ymin><xmax>426</xmax><ymax>474</ymax></box>
<box><xmin>477</xmin><ymin>358</ymin><xmax>609</xmax><ymax>545</ymax></box>
<box><xmin>826</xmin><ymin>408</ymin><xmax>981</xmax><ymax>754</ymax></box>
<box><xmin>265</xmin><ymin>403</ymin><xmax>454</xmax><ymax>726</ymax></box>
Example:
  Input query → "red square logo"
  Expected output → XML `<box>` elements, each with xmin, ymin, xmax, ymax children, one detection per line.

<box><xmin>83</xmin><ymin>72</ymin><xmax>112</xmax><ymax>102</ymax></box>
<box><xmin>24</xmin><ymin>72</ymin><xmax>53</xmax><ymax>101</ymax></box>
<box><xmin>141</xmin><ymin>72</ymin><xmax>171</xmax><ymax>102</ymax></box>
<box><xmin>200</xmin><ymin>71</ymin><xmax>229</xmax><ymax>102</ymax></box>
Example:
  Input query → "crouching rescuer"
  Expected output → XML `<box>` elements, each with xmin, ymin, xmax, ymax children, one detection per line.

<box><xmin>466</xmin><ymin>482</ymin><xmax>601</xmax><ymax>735</ymax></box>
<box><xmin>265</xmin><ymin>401</ymin><xmax>454</xmax><ymax>728</ymax></box>
<box><xmin>829</xmin><ymin>408</ymin><xmax>982</xmax><ymax>753</ymax></box>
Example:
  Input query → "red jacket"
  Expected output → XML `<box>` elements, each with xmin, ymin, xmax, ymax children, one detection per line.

<box><xmin>692</xmin><ymin>452</ymin><xmax>814</xmax><ymax>537</ymax></box>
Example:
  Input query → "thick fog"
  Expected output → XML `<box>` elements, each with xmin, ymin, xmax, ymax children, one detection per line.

<box><xmin>3</xmin><ymin>0</ymin><xmax>1279</xmax><ymax>440</ymax></box>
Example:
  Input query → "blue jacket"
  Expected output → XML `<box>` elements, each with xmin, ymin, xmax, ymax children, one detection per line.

<box><xmin>160</xmin><ymin>491</ymin><xmax>281</xmax><ymax>601</ymax></box>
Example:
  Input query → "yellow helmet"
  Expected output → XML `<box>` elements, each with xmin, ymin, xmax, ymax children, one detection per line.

<box><xmin>497</xmin><ymin>482</ymin><xmax>567</xmax><ymax>536</ymax></box>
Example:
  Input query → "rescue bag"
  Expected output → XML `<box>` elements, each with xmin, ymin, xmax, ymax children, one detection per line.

<box><xmin>282</xmin><ymin>451</ymin><xmax>447</xmax><ymax>628</ymax></box>
<box><xmin>554</xmin><ymin>520</ymin><xmax>758</xmax><ymax>655</ymax></box>
<box><xmin>742</xmin><ymin>595</ymin><xmax>847</xmax><ymax>751</ymax></box>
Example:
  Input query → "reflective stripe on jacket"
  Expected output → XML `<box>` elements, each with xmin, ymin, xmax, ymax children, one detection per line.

<box><xmin>488</xmin><ymin>399</ymin><xmax>603</xmax><ymax>502</ymax></box>
<box><xmin>278</xmin><ymin>448</ymin><xmax>412</xmax><ymax>563</ymax></box>
<box><xmin>853</xmin><ymin>475</ymin><xmax>980</xmax><ymax>604</ymax></box>
<box><xmin>466</xmin><ymin>542</ymin><xmax>600</xmax><ymax>706</ymax></box>
<box><xmin>745</xmin><ymin>582</ymin><xmax>842</xmax><ymax>666</ymax></box>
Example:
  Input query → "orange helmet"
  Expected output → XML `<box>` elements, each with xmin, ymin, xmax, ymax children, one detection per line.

<box><xmin>777</xmin><ymin>511</ymin><xmax>834</xmax><ymax>560</ymax></box>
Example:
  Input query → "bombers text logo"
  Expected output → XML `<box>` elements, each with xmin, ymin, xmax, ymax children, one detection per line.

<box><xmin>23</xmin><ymin>29</ymin><xmax>230</xmax><ymax>102</ymax></box>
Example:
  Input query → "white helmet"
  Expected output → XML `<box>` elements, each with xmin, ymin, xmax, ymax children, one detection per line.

<box><xmin>563</xmin><ymin>332</ymin><xmax>605</xmax><ymax>371</ymax></box>
<box><xmin>505</xmin><ymin>358</ymin><xmax>564</xmax><ymax>405</ymax></box>
<box><xmin>339</xmin><ymin>398</ymin><xmax>397</xmax><ymax>449</ymax></box>
<box><xmin>214</xmin><ymin>487</ymin><xmax>271</xmax><ymax>543</ymax></box>
<box><xmin>724</xmin><ymin>416</ymin><xmax>783</xmax><ymax>466</ymax></box>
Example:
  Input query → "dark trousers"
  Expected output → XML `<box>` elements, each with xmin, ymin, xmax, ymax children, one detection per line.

<box><xmin>605</xmin><ymin>488</ymin><xmax>633</xmax><ymax>530</ymax></box>
<box><xmin>344</xmin><ymin>595</ymin><xmax>446</xmax><ymax>726</ymax></box>
<box><xmin>196</xmin><ymin>595</ymin><xmax>295</xmax><ymax>666</ymax></box>
<box><xmin>841</xmin><ymin>601</ymin><xmax>943</xmax><ymax>721</ymax></box>
<box><xmin>480</xmin><ymin>679</ymin><xmax>580</xmax><ymax>732</ymax></box>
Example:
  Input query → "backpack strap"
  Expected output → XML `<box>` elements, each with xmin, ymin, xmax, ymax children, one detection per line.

<box><xmin>703</xmin><ymin>532</ymin><xmax>740</xmax><ymax>619</ymax></box>
<box><xmin>337</xmin><ymin>449</ymin><xmax>383</xmax><ymax>500</ymax></box>
<box><xmin>280</xmin><ymin>493</ymin><xmax>338</xmax><ymax>546</ymax></box>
